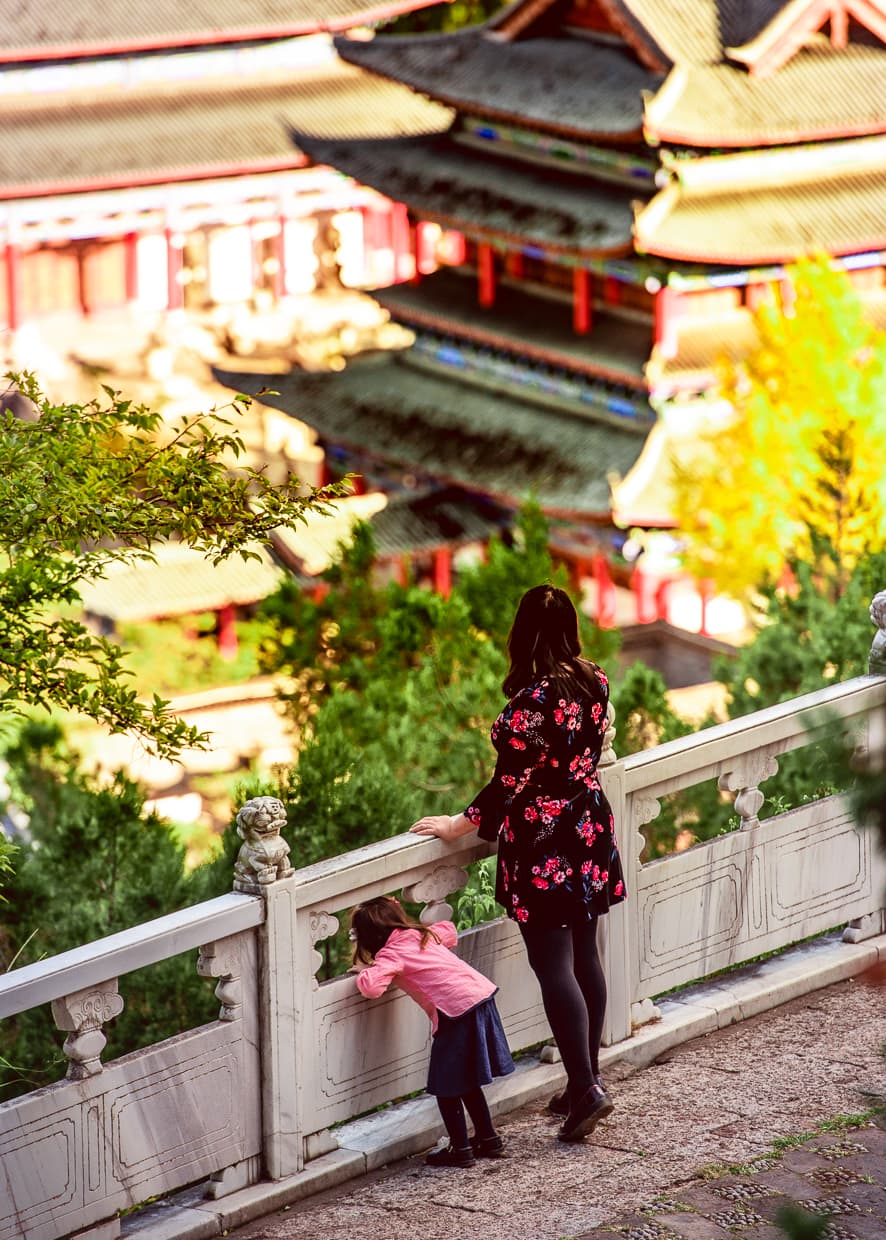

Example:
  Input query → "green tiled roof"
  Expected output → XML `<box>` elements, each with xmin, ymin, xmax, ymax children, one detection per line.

<box><xmin>215</xmin><ymin>356</ymin><xmax>651</xmax><ymax>518</ymax></box>
<box><xmin>272</xmin><ymin>486</ymin><xmax>511</xmax><ymax>571</ymax></box>
<box><xmin>80</xmin><ymin>542</ymin><xmax>284</xmax><ymax>622</ymax></box>
<box><xmin>374</xmin><ymin>269</ymin><xmax>650</xmax><ymax>387</ymax></box>
<box><xmin>334</xmin><ymin>28</ymin><xmax>660</xmax><ymax>141</ymax></box>
<box><xmin>289</xmin><ymin>130</ymin><xmax>638</xmax><ymax>258</ymax></box>
<box><xmin>0</xmin><ymin>61</ymin><xmax>450</xmax><ymax>194</ymax></box>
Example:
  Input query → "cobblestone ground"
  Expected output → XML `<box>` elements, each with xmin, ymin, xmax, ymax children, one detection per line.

<box><xmin>227</xmin><ymin>978</ymin><xmax>885</xmax><ymax>1240</ymax></box>
<box><xmin>576</xmin><ymin>1124</ymin><xmax>886</xmax><ymax>1240</ymax></box>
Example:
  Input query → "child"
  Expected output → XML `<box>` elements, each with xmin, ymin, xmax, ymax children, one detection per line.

<box><xmin>351</xmin><ymin>895</ymin><xmax>515</xmax><ymax>1168</ymax></box>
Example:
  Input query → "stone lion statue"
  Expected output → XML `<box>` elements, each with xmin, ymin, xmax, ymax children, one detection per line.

<box><xmin>233</xmin><ymin>796</ymin><xmax>294</xmax><ymax>893</ymax></box>
<box><xmin>871</xmin><ymin>591</ymin><xmax>886</xmax><ymax>675</ymax></box>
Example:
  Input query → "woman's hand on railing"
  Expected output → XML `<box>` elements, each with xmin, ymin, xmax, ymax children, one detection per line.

<box><xmin>409</xmin><ymin>812</ymin><xmax>476</xmax><ymax>841</ymax></box>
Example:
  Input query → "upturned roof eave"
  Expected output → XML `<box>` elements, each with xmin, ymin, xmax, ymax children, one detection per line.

<box><xmin>645</xmin><ymin>117</ymin><xmax>886</xmax><ymax>149</ymax></box>
<box><xmin>636</xmin><ymin>231</ymin><xmax>886</xmax><ymax>264</ymax></box>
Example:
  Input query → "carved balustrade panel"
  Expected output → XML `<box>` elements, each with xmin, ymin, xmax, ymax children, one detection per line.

<box><xmin>0</xmin><ymin>1019</ymin><xmax>260</xmax><ymax>1240</ymax></box>
<box><xmin>633</xmin><ymin>793</ymin><xmax>883</xmax><ymax>999</ymax></box>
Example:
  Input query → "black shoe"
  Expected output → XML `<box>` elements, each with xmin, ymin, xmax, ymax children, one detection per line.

<box><xmin>426</xmin><ymin>1144</ymin><xmax>476</xmax><ymax>1168</ymax></box>
<box><xmin>547</xmin><ymin>1090</ymin><xmax>569</xmax><ymax>1117</ymax></box>
<box><xmin>471</xmin><ymin>1133</ymin><xmax>505</xmax><ymax>1158</ymax></box>
<box><xmin>549</xmin><ymin>1077</ymin><xmax>610</xmax><ymax>1118</ymax></box>
<box><xmin>557</xmin><ymin>1085</ymin><xmax>614</xmax><ymax>1142</ymax></box>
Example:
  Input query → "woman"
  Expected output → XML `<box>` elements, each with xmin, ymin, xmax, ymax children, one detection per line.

<box><xmin>410</xmin><ymin>584</ymin><xmax>626</xmax><ymax>1142</ymax></box>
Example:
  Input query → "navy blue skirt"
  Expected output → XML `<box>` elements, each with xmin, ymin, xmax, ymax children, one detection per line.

<box><xmin>427</xmin><ymin>993</ymin><xmax>515</xmax><ymax>1098</ymax></box>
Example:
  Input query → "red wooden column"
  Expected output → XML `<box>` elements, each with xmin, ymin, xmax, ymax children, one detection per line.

<box><xmin>391</xmin><ymin>204</ymin><xmax>413</xmax><ymax>282</ymax></box>
<box><xmin>593</xmin><ymin>554</ymin><xmax>617</xmax><ymax>628</ymax></box>
<box><xmin>505</xmin><ymin>251</ymin><xmax>524</xmax><ymax>279</ymax></box>
<box><xmin>433</xmin><ymin>546</ymin><xmax>452</xmax><ymax>598</ymax></box>
<box><xmin>573</xmin><ymin>268</ymin><xmax>592</xmax><ymax>335</ymax></box>
<box><xmin>217</xmin><ymin>605</ymin><xmax>238</xmax><ymax>661</ymax></box>
<box><xmin>477</xmin><ymin>243</ymin><xmax>496</xmax><ymax>308</ymax></box>
<box><xmin>603</xmin><ymin>274</ymin><xmax>620</xmax><ymax>305</ymax></box>
<box><xmin>165</xmin><ymin>226</ymin><xmax>184</xmax><ymax>312</ymax></box>
<box><xmin>272</xmin><ymin>214</ymin><xmax>287</xmax><ymax>300</ymax></box>
<box><xmin>654</xmin><ymin>577</ymin><xmax>673</xmax><ymax>623</ymax></box>
<box><xmin>5</xmin><ymin>242</ymin><xmax>22</xmax><ymax>332</ymax></box>
<box><xmin>124</xmin><ymin>232</ymin><xmax>139</xmax><ymax>304</ymax></box>
<box><xmin>631</xmin><ymin>564</ymin><xmax>656</xmax><ymax>624</ymax></box>
<box><xmin>653</xmin><ymin>286</ymin><xmax>679</xmax><ymax>359</ymax></box>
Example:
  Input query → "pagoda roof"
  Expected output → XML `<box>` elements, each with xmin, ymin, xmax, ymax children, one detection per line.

<box><xmin>374</xmin><ymin>269</ymin><xmax>650</xmax><ymax>389</ymax></box>
<box><xmin>644</xmin><ymin>43</ymin><xmax>886</xmax><ymax>146</ymax></box>
<box><xmin>290</xmin><ymin>130</ymin><xmax>638</xmax><ymax>259</ymax></box>
<box><xmin>215</xmin><ymin>355</ymin><xmax>651</xmax><ymax>518</ymax></box>
<box><xmin>271</xmin><ymin>486</ymin><xmax>511</xmax><ymax>572</ymax></box>
<box><xmin>635</xmin><ymin>137</ymin><xmax>886</xmax><ymax>262</ymax></box>
<box><xmin>79</xmin><ymin>542</ymin><xmax>283</xmax><ymax>623</ymax></box>
<box><xmin>596</xmin><ymin>0</ymin><xmax>787</xmax><ymax>68</ymax></box>
<box><xmin>333</xmin><ymin>27</ymin><xmax>661</xmax><ymax>141</ymax></box>
<box><xmin>0</xmin><ymin>61</ymin><xmax>449</xmax><ymax>198</ymax></box>
<box><xmin>0</xmin><ymin>1</ymin><xmax>445</xmax><ymax>62</ymax></box>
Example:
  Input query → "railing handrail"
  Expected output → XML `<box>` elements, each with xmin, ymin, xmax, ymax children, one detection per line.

<box><xmin>0</xmin><ymin>892</ymin><xmax>262</xmax><ymax>1020</ymax></box>
<box><xmin>622</xmin><ymin>674</ymin><xmax>886</xmax><ymax>792</ymax></box>
<box><xmin>2</xmin><ymin>675</ymin><xmax>882</xmax><ymax>1023</ymax></box>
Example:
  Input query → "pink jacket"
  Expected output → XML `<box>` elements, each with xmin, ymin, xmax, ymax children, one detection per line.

<box><xmin>355</xmin><ymin>921</ymin><xmax>496</xmax><ymax>1033</ymax></box>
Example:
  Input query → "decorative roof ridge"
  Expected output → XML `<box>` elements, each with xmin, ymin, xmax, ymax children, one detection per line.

<box><xmin>725</xmin><ymin>0</ymin><xmax>886</xmax><ymax>78</ymax></box>
<box><xmin>486</xmin><ymin>0</ymin><xmax>560</xmax><ymax>41</ymax></box>
<box><xmin>593</xmin><ymin>0</ymin><xmax>672</xmax><ymax>71</ymax></box>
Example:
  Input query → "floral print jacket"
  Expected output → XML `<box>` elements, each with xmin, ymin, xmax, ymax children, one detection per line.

<box><xmin>464</xmin><ymin>668</ymin><xmax>626</xmax><ymax>926</ymax></box>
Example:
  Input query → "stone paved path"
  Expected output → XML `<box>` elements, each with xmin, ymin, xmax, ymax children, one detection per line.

<box><xmin>226</xmin><ymin>978</ymin><xmax>885</xmax><ymax>1240</ymax></box>
<box><xmin>576</xmin><ymin>1124</ymin><xmax>886</xmax><ymax>1239</ymax></box>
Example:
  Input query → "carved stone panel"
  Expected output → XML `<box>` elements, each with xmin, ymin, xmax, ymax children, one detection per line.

<box><xmin>0</xmin><ymin>1020</ymin><xmax>260</xmax><ymax>1240</ymax></box>
<box><xmin>299</xmin><ymin>918</ymin><xmax>549</xmax><ymax>1135</ymax></box>
<box><xmin>634</xmin><ymin>794</ymin><xmax>882</xmax><ymax>999</ymax></box>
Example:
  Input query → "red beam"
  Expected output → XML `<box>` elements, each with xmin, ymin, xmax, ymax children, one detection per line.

<box><xmin>478</xmin><ymin>243</ymin><xmax>496</xmax><ymax>308</ymax></box>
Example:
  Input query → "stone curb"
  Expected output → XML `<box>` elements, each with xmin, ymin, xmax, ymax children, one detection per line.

<box><xmin>122</xmin><ymin>931</ymin><xmax>885</xmax><ymax>1239</ymax></box>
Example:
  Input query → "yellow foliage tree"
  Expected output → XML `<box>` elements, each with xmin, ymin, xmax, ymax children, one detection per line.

<box><xmin>672</xmin><ymin>257</ymin><xmax>886</xmax><ymax>597</ymax></box>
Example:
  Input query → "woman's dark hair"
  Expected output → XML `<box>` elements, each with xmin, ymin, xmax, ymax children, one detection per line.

<box><xmin>350</xmin><ymin>896</ymin><xmax>441</xmax><ymax>966</ymax></box>
<box><xmin>503</xmin><ymin>584</ymin><xmax>601</xmax><ymax>700</ymax></box>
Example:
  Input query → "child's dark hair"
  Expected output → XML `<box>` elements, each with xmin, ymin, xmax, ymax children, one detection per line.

<box><xmin>350</xmin><ymin>896</ymin><xmax>441</xmax><ymax>966</ymax></box>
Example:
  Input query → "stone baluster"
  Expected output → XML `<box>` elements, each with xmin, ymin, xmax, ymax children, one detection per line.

<box><xmin>403</xmin><ymin>864</ymin><xmax>469</xmax><ymax>924</ymax></box>
<box><xmin>308</xmin><ymin>911</ymin><xmax>340</xmax><ymax>986</ymax></box>
<box><xmin>869</xmin><ymin>589</ymin><xmax>886</xmax><ymax>674</ymax></box>
<box><xmin>197</xmin><ymin>935</ymin><xmax>243</xmax><ymax>1021</ymax></box>
<box><xmin>599</xmin><ymin>701</ymin><xmax>617</xmax><ymax>767</ymax></box>
<box><xmin>717</xmin><ymin>751</ymin><xmax>779</xmax><ymax>830</ymax></box>
<box><xmin>51</xmin><ymin>981</ymin><xmax>124</xmax><ymax>1080</ymax></box>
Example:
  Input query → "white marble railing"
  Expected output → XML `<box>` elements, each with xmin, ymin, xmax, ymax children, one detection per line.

<box><xmin>1</xmin><ymin>660</ymin><xmax>885</xmax><ymax>1240</ymax></box>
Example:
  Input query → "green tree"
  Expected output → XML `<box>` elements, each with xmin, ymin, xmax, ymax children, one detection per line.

<box><xmin>673</xmin><ymin>258</ymin><xmax>886</xmax><ymax>597</ymax></box>
<box><xmin>385</xmin><ymin>0</ymin><xmax>506</xmax><ymax>34</ymax></box>
<box><xmin>0</xmin><ymin>374</ymin><xmax>342</xmax><ymax>757</ymax></box>
<box><xmin>0</xmin><ymin>719</ymin><xmax>219</xmax><ymax>1099</ymax></box>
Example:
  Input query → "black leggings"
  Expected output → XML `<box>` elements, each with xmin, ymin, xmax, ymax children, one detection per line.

<box><xmin>437</xmin><ymin>1088</ymin><xmax>496</xmax><ymax>1149</ymax></box>
<box><xmin>520</xmin><ymin>915</ymin><xmax>606</xmax><ymax>1104</ymax></box>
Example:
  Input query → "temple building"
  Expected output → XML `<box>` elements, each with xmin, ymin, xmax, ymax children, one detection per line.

<box><xmin>0</xmin><ymin>0</ymin><xmax>450</xmax><ymax>339</ymax></box>
<box><xmin>220</xmin><ymin>0</ymin><xmax>886</xmax><ymax>624</ymax></box>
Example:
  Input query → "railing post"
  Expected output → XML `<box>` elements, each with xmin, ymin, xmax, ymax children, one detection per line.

<box><xmin>231</xmin><ymin>795</ymin><xmax>302</xmax><ymax>1180</ymax></box>
<box><xmin>845</xmin><ymin>592</ymin><xmax>886</xmax><ymax>943</ymax></box>
<box><xmin>598</xmin><ymin>703</ymin><xmax>635</xmax><ymax>1044</ymax></box>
